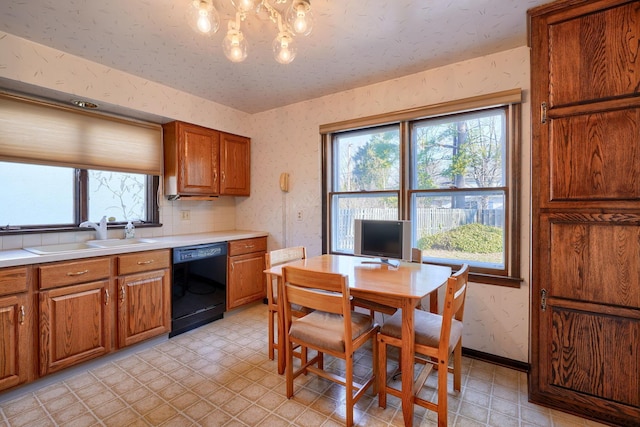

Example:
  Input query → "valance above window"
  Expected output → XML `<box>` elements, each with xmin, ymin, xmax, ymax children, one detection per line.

<box><xmin>0</xmin><ymin>93</ymin><xmax>162</xmax><ymax>175</ymax></box>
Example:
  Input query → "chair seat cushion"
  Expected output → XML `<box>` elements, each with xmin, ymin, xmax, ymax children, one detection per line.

<box><xmin>380</xmin><ymin>309</ymin><xmax>463</xmax><ymax>353</ymax></box>
<box><xmin>290</xmin><ymin>311</ymin><xmax>374</xmax><ymax>353</ymax></box>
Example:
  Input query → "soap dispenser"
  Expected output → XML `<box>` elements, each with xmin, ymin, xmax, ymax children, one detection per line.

<box><xmin>124</xmin><ymin>221</ymin><xmax>135</xmax><ymax>239</ymax></box>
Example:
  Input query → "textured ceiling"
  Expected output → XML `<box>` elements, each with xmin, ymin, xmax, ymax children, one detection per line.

<box><xmin>0</xmin><ymin>0</ymin><xmax>549</xmax><ymax>114</ymax></box>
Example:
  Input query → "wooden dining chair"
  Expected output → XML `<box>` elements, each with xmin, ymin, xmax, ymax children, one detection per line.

<box><xmin>264</xmin><ymin>246</ymin><xmax>307</xmax><ymax>374</ymax></box>
<box><xmin>282</xmin><ymin>265</ymin><xmax>380</xmax><ymax>427</ymax></box>
<box><xmin>377</xmin><ymin>264</ymin><xmax>469</xmax><ymax>427</ymax></box>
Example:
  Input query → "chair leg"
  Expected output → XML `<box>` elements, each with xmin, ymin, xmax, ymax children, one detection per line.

<box><xmin>437</xmin><ymin>358</ymin><xmax>448</xmax><ymax>427</ymax></box>
<box><xmin>345</xmin><ymin>355</ymin><xmax>354</xmax><ymax>427</ymax></box>
<box><xmin>268</xmin><ymin>309</ymin><xmax>275</xmax><ymax>360</ymax></box>
<box><xmin>377</xmin><ymin>338</ymin><xmax>387</xmax><ymax>408</ymax></box>
<box><xmin>286</xmin><ymin>339</ymin><xmax>294</xmax><ymax>398</ymax></box>
<box><xmin>453</xmin><ymin>341</ymin><xmax>462</xmax><ymax>391</ymax></box>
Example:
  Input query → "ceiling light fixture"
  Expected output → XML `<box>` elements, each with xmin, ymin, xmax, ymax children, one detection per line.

<box><xmin>188</xmin><ymin>0</ymin><xmax>314</xmax><ymax>64</ymax></box>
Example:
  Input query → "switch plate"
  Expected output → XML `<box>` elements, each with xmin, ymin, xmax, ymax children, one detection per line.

<box><xmin>180</xmin><ymin>210</ymin><xmax>191</xmax><ymax>220</ymax></box>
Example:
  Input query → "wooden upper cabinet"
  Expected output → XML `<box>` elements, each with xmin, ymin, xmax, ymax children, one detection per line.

<box><xmin>220</xmin><ymin>132</ymin><xmax>251</xmax><ymax>196</ymax></box>
<box><xmin>163</xmin><ymin>121</ymin><xmax>220</xmax><ymax>197</ymax></box>
<box><xmin>163</xmin><ymin>121</ymin><xmax>251</xmax><ymax>198</ymax></box>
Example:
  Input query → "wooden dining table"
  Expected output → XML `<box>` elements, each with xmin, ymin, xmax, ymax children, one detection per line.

<box><xmin>264</xmin><ymin>254</ymin><xmax>451</xmax><ymax>426</ymax></box>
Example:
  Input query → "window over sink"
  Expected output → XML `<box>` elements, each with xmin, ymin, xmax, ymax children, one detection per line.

<box><xmin>0</xmin><ymin>161</ymin><xmax>159</xmax><ymax>231</ymax></box>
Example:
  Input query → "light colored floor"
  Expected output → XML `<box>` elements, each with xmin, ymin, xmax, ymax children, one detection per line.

<box><xmin>0</xmin><ymin>303</ymin><xmax>608</xmax><ymax>427</ymax></box>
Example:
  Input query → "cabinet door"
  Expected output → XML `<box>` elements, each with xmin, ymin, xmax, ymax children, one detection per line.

<box><xmin>227</xmin><ymin>251</ymin><xmax>266</xmax><ymax>309</ymax></box>
<box><xmin>178</xmin><ymin>123</ymin><xmax>220</xmax><ymax>195</ymax></box>
<box><xmin>0</xmin><ymin>293</ymin><xmax>31</xmax><ymax>391</ymax></box>
<box><xmin>117</xmin><ymin>269</ymin><xmax>170</xmax><ymax>348</ymax></box>
<box><xmin>220</xmin><ymin>132</ymin><xmax>250</xmax><ymax>196</ymax></box>
<box><xmin>39</xmin><ymin>280</ymin><xmax>111</xmax><ymax>376</ymax></box>
<box><xmin>529</xmin><ymin>1</ymin><xmax>640</xmax><ymax>424</ymax></box>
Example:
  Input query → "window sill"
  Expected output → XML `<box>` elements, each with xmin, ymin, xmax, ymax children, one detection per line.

<box><xmin>0</xmin><ymin>223</ymin><xmax>163</xmax><ymax>236</ymax></box>
<box><xmin>469</xmin><ymin>272</ymin><xmax>523</xmax><ymax>288</ymax></box>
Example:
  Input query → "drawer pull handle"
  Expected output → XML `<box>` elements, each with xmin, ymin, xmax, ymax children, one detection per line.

<box><xmin>105</xmin><ymin>289</ymin><xmax>109</xmax><ymax>305</ymax></box>
<box><xmin>67</xmin><ymin>269</ymin><xmax>89</xmax><ymax>276</ymax></box>
<box><xmin>137</xmin><ymin>260</ymin><xmax>155</xmax><ymax>265</ymax></box>
<box><xmin>245</xmin><ymin>244</ymin><xmax>255</xmax><ymax>249</ymax></box>
<box><xmin>19</xmin><ymin>305</ymin><xmax>25</xmax><ymax>325</ymax></box>
<box><xmin>120</xmin><ymin>286</ymin><xmax>125</xmax><ymax>302</ymax></box>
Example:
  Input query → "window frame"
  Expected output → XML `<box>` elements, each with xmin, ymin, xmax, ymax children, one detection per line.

<box><xmin>321</xmin><ymin>90</ymin><xmax>522</xmax><ymax>287</ymax></box>
<box><xmin>0</xmin><ymin>164</ymin><xmax>160</xmax><ymax>234</ymax></box>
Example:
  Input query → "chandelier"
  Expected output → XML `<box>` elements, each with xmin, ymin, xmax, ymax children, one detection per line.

<box><xmin>188</xmin><ymin>0</ymin><xmax>315</xmax><ymax>64</ymax></box>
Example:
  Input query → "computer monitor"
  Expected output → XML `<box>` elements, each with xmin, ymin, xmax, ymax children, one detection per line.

<box><xmin>354</xmin><ymin>219</ymin><xmax>412</xmax><ymax>266</ymax></box>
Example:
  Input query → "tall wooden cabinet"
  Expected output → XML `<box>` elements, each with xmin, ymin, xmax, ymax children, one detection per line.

<box><xmin>529</xmin><ymin>1</ymin><xmax>640</xmax><ymax>425</ymax></box>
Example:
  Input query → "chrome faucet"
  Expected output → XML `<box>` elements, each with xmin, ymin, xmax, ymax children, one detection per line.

<box><xmin>80</xmin><ymin>215</ymin><xmax>108</xmax><ymax>240</ymax></box>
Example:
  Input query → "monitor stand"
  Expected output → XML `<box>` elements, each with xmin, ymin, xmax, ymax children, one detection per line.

<box><xmin>361</xmin><ymin>258</ymin><xmax>400</xmax><ymax>268</ymax></box>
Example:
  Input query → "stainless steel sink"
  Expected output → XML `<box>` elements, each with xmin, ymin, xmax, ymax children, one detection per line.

<box><xmin>23</xmin><ymin>242</ymin><xmax>101</xmax><ymax>254</ymax></box>
<box><xmin>86</xmin><ymin>238</ymin><xmax>156</xmax><ymax>248</ymax></box>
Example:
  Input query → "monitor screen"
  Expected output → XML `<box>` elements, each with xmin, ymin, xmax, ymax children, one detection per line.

<box><xmin>354</xmin><ymin>219</ymin><xmax>411</xmax><ymax>262</ymax></box>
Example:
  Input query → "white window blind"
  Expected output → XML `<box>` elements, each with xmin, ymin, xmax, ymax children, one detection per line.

<box><xmin>0</xmin><ymin>93</ymin><xmax>162</xmax><ymax>175</ymax></box>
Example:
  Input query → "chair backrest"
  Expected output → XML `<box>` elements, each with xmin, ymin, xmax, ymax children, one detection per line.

<box><xmin>411</xmin><ymin>247</ymin><xmax>423</xmax><ymax>264</ymax></box>
<box><xmin>265</xmin><ymin>246</ymin><xmax>307</xmax><ymax>269</ymax></box>
<box><xmin>439</xmin><ymin>264</ymin><xmax>469</xmax><ymax>345</ymax></box>
<box><xmin>265</xmin><ymin>246</ymin><xmax>307</xmax><ymax>303</ymax></box>
<box><xmin>281</xmin><ymin>266</ymin><xmax>354</xmax><ymax>351</ymax></box>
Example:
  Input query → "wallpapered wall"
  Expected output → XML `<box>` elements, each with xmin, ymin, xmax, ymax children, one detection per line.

<box><xmin>0</xmin><ymin>31</ymin><xmax>531</xmax><ymax>362</ymax></box>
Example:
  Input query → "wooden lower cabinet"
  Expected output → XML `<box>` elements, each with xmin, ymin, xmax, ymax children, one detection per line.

<box><xmin>227</xmin><ymin>237</ymin><xmax>267</xmax><ymax>309</ymax></box>
<box><xmin>39</xmin><ymin>280</ymin><xmax>111</xmax><ymax>376</ymax></box>
<box><xmin>0</xmin><ymin>265</ymin><xmax>33</xmax><ymax>392</ymax></box>
<box><xmin>116</xmin><ymin>250</ymin><xmax>171</xmax><ymax>347</ymax></box>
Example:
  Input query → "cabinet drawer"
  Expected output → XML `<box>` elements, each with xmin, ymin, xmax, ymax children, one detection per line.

<box><xmin>0</xmin><ymin>266</ymin><xmax>28</xmax><ymax>296</ymax></box>
<box><xmin>39</xmin><ymin>258</ymin><xmax>110</xmax><ymax>290</ymax></box>
<box><xmin>228</xmin><ymin>237</ymin><xmax>267</xmax><ymax>256</ymax></box>
<box><xmin>117</xmin><ymin>250</ymin><xmax>170</xmax><ymax>275</ymax></box>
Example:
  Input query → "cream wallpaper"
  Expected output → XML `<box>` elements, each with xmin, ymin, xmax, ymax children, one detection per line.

<box><xmin>0</xmin><ymin>31</ymin><xmax>530</xmax><ymax>362</ymax></box>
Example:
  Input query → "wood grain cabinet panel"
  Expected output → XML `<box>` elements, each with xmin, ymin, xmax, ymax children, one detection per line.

<box><xmin>39</xmin><ymin>280</ymin><xmax>111</xmax><ymax>376</ymax></box>
<box><xmin>163</xmin><ymin>121</ymin><xmax>220</xmax><ymax>196</ymax></box>
<box><xmin>227</xmin><ymin>237</ymin><xmax>266</xmax><ymax>309</ymax></box>
<box><xmin>0</xmin><ymin>266</ymin><xmax>32</xmax><ymax>391</ymax></box>
<box><xmin>530</xmin><ymin>1</ymin><xmax>640</xmax><ymax>424</ymax></box>
<box><xmin>116</xmin><ymin>250</ymin><xmax>171</xmax><ymax>347</ymax></box>
<box><xmin>220</xmin><ymin>132</ymin><xmax>250</xmax><ymax>196</ymax></box>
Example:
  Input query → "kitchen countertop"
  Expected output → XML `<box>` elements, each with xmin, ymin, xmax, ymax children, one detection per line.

<box><xmin>0</xmin><ymin>230</ymin><xmax>268</xmax><ymax>268</ymax></box>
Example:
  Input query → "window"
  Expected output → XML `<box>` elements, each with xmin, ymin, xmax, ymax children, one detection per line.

<box><xmin>0</xmin><ymin>92</ymin><xmax>162</xmax><ymax>233</ymax></box>
<box><xmin>322</xmin><ymin>90</ymin><xmax>522</xmax><ymax>286</ymax></box>
<box><xmin>0</xmin><ymin>161</ymin><xmax>159</xmax><ymax>230</ymax></box>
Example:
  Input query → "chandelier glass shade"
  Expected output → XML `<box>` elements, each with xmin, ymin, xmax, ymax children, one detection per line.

<box><xmin>188</xmin><ymin>0</ymin><xmax>314</xmax><ymax>64</ymax></box>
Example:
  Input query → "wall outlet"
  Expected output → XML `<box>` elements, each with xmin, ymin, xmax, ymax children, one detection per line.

<box><xmin>296</xmin><ymin>210</ymin><xmax>303</xmax><ymax>222</ymax></box>
<box><xmin>180</xmin><ymin>210</ymin><xmax>191</xmax><ymax>220</ymax></box>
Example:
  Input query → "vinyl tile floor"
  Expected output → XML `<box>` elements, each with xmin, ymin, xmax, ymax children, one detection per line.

<box><xmin>0</xmin><ymin>303</ymin><xmax>609</xmax><ymax>426</ymax></box>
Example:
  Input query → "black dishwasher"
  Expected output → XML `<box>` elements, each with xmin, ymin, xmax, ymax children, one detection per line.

<box><xmin>170</xmin><ymin>242</ymin><xmax>227</xmax><ymax>337</ymax></box>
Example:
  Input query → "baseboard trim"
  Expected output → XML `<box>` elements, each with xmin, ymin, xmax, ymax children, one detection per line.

<box><xmin>462</xmin><ymin>347</ymin><xmax>530</xmax><ymax>372</ymax></box>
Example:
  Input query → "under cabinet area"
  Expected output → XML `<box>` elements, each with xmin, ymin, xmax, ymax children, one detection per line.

<box><xmin>38</xmin><ymin>257</ymin><xmax>112</xmax><ymax>376</ymax></box>
<box><xmin>116</xmin><ymin>250</ymin><xmax>171</xmax><ymax>347</ymax></box>
<box><xmin>227</xmin><ymin>237</ymin><xmax>267</xmax><ymax>310</ymax></box>
<box><xmin>162</xmin><ymin>120</ymin><xmax>251</xmax><ymax>199</ymax></box>
<box><xmin>0</xmin><ymin>266</ymin><xmax>33</xmax><ymax>392</ymax></box>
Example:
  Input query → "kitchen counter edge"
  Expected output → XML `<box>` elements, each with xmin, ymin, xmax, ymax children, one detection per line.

<box><xmin>0</xmin><ymin>230</ymin><xmax>269</xmax><ymax>268</ymax></box>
